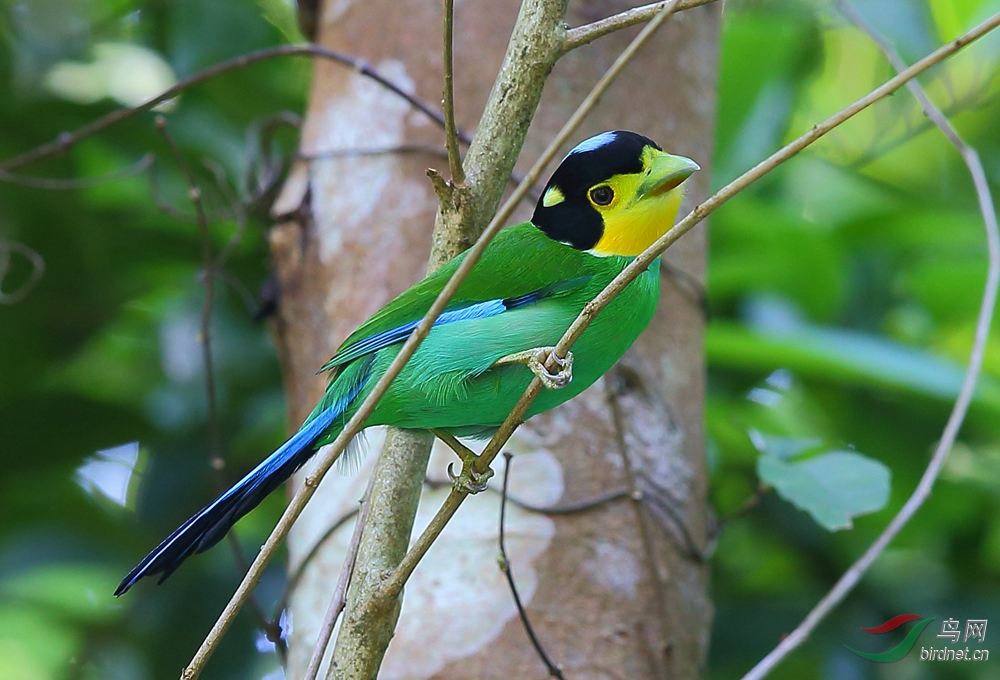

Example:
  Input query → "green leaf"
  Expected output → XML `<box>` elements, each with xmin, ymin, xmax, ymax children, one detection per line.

<box><xmin>757</xmin><ymin>451</ymin><xmax>891</xmax><ymax>531</ymax></box>
<box><xmin>257</xmin><ymin>0</ymin><xmax>306</xmax><ymax>43</ymax></box>
<box><xmin>707</xmin><ymin>319</ymin><xmax>1000</xmax><ymax>416</ymax></box>
<box><xmin>752</xmin><ymin>433</ymin><xmax>824</xmax><ymax>460</ymax></box>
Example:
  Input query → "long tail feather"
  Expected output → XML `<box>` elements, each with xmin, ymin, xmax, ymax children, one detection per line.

<box><xmin>115</xmin><ymin>358</ymin><xmax>373</xmax><ymax>596</ymax></box>
<box><xmin>115</xmin><ymin>408</ymin><xmax>336</xmax><ymax>595</ymax></box>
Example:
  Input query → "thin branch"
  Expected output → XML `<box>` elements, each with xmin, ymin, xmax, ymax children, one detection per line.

<box><xmin>442</xmin><ymin>0</ymin><xmax>464</xmax><ymax>184</ymax></box>
<box><xmin>181</xmin><ymin>12</ymin><xmax>1000</xmax><ymax>677</ymax></box>
<box><xmin>273</xmin><ymin>508</ymin><xmax>359</xmax><ymax>618</ymax></box>
<box><xmin>605</xmin><ymin>370</ymin><xmax>673</xmax><ymax>666</ymax></box>
<box><xmin>157</xmin><ymin>116</ymin><xmax>283</xmax><ymax>656</ymax></box>
<box><xmin>485</xmin><ymin>0</ymin><xmax>682</xmax><ymax>239</ymax></box>
<box><xmin>0</xmin><ymin>44</ymin><xmax>469</xmax><ymax>174</ymax></box>
<box><xmin>377</xmin><ymin>9</ymin><xmax>1000</xmax><ymax>607</ymax></box>
<box><xmin>244</xmin><ymin>111</ymin><xmax>302</xmax><ymax>202</ymax></box>
<box><xmin>505</xmin><ymin>487</ymin><xmax>630</xmax><ymax>515</ymax></box>
<box><xmin>155</xmin><ymin>117</ymin><xmax>221</xmax><ymax>468</ymax></box>
<box><xmin>561</xmin><ymin>0</ymin><xmax>719</xmax><ymax>54</ymax></box>
<box><xmin>0</xmin><ymin>240</ymin><xmax>45</xmax><ymax>305</ymax></box>
<box><xmin>301</xmin><ymin>472</ymin><xmax>376</xmax><ymax>680</ymax></box>
<box><xmin>375</xmin><ymin>0</ymin><xmax>685</xmax><ymax>602</ymax></box>
<box><xmin>299</xmin><ymin>144</ymin><xmax>449</xmax><ymax>162</ymax></box>
<box><xmin>639</xmin><ymin>473</ymin><xmax>710</xmax><ymax>562</ymax></box>
<box><xmin>739</xmin><ymin>6</ymin><xmax>1000</xmax><ymax>679</ymax></box>
<box><xmin>498</xmin><ymin>453</ymin><xmax>565</xmax><ymax>679</ymax></box>
<box><xmin>0</xmin><ymin>153</ymin><xmax>153</xmax><ymax>189</ymax></box>
<box><xmin>423</xmin><ymin>475</ymin><xmax>630</xmax><ymax>513</ymax></box>
<box><xmin>201</xmin><ymin>159</ymin><xmax>248</xmax><ymax>270</ymax></box>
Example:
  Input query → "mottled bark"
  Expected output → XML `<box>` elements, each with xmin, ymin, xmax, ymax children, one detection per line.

<box><xmin>270</xmin><ymin>1</ymin><xmax>719</xmax><ymax>678</ymax></box>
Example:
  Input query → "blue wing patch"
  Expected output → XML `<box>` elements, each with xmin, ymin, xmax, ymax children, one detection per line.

<box><xmin>320</xmin><ymin>275</ymin><xmax>591</xmax><ymax>372</ymax></box>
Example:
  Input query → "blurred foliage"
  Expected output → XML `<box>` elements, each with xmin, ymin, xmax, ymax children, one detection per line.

<box><xmin>709</xmin><ymin>0</ymin><xmax>1000</xmax><ymax>678</ymax></box>
<box><xmin>2</xmin><ymin>0</ymin><xmax>1000</xmax><ymax>678</ymax></box>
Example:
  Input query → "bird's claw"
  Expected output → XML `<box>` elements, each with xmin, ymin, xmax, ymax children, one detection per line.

<box><xmin>529</xmin><ymin>348</ymin><xmax>573</xmax><ymax>389</ymax></box>
<box><xmin>447</xmin><ymin>461</ymin><xmax>493</xmax><ymax>494</ymax></box>
<box><xmin>495</xmin><ymin>347</ymin><xmax>574</xmax><ymax>390</ymax></box>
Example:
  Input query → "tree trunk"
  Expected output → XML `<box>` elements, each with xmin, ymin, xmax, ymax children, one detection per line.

<box><xmin>269</xmin><ymin>1</ymin><xmax>719</xmax><ymax>678</ymax></box>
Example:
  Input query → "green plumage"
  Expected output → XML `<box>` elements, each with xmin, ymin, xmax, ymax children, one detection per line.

<box><xmin>312</xmin><ymin>222</ymin><xmax>659</xmax><ymax>442</ymax></box>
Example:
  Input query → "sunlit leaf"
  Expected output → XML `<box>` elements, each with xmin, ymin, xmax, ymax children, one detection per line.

<box><xmin>44</xmin><ymin>43</ymin><xmax>177</xmax><ymax>109</ymax></box>
<box><xmin>758</xmin><ymin>450</ymin><xmax>891</xmax><ymax>530</ymax></box>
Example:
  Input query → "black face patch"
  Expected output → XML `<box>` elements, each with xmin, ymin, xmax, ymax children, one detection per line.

<box><xmin>532</xmin><ymin>130</ymin><xmax>661</xmax><ymax>250</ymax></box>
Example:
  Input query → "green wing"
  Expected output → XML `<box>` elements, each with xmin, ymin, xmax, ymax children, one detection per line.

<box><xmin>318</xmin><ymin>222</ymin><xmax>594</xmax><ymax>373</ymax></box>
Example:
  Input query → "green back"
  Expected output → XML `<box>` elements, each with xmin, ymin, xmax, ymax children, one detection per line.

<box><xmin>320</xmin><ymin>222</ymin><xmax>613</xmax><ymax>372</ymax></box>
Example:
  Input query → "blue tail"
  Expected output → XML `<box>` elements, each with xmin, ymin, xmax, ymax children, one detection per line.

<box><xmin>115</xmin><ymin>359</ymin><xmax>373</xmax><ymax>595</ymax></box>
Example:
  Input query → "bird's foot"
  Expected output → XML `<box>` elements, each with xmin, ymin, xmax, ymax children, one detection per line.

<box><xmin>447</xmin><ymin>460</ymin><xmax>493</xmax><ymax>494</ymax></box>
<box><xmin>431</xmin><ymin>429</ymin><xmax>494</xmax><ymax>494</ymax></box>
<box><xmin>495</xmin><ymin>347</ymin><xmax>574</xmax><ymax>390</ymax></box>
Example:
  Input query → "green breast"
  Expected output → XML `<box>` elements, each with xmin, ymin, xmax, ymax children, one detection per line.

<box><xmin>526</xmin><ymin>255</ymin><xmax>660</xmax><ymax>419</ymax></box>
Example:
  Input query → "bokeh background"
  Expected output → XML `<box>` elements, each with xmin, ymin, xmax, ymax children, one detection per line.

<box><xmin>2</xmin><ymin>0</ymin><xmax>1000</xmax><ymax>678</ymax></box>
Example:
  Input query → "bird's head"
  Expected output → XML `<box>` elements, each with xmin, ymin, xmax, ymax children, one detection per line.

<box><xmin>532</xmin><ymin>130</ymin><xmax>699</xmax><ymax>257</ymax></box>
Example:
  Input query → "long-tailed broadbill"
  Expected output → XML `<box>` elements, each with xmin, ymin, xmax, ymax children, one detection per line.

<box><xmin>116</xmin><ymin>130</ymin><xmax>699</xmax><ymax>595</ymax></box>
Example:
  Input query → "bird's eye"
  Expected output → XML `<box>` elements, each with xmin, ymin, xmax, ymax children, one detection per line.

<box><xmin>589</xmin><ymin>185</ymin><xmax>614</xmax><ymax>206</ymax></box>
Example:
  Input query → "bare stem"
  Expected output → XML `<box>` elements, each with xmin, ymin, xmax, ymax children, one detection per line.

<box><xmin>739</xmin><ymin>6</ymin><xmax>1000</xmax><ymax>679</ymax></box>
<box><xmin>180</xmin><ymin>11</ymin><xmax>1000</xmax><ymax>678</ymax></box>
<box><xmin>442</xmin><ymin>0</ymin><xmax>464</xmax><ymax>184</ymax></box>
<box><xmin>301</xmin><ymin>472</ymin><xmax>376</xmax><ymax>680</ymax></box>
<box><xmin>378</xmin><ymin>8</ymin><xmax>1000</xmax><ymax>607</ymax></box>
<box><xmin>377</xmin><ymin>0</ymin><xmax>682</xmax><ymax>603</ymax></box>
<box><xmin>0</xmin><ymin>44</ymin><xmax>469</xmax><ymax>174</ymax></box>
<box><xmin>499</xmin><ymin>453</ymin><xmax>565</xmax><ymax>679</ymax></box>
<box><xmin>489</xmin><ymin>0</ymin><xmax>681</xmax><ymax>238</ymax></box>
<box><xmin>561</xmin><ymin>0</ymin><xmax>719</xmax><ymax>54</ymax></box>
<box><xmin>0</xmin><ymin>153</ymin><xmax>153</xmax><ymax>189</ymax></box>
<box><xmin>0</xmin><ymin>240</ymin><xmax>45</xmax><ymax>305</ymax></box>
<box><xmin>154</xmin><ymin>116</ymin><xmax>222</xmax><ymax>470</ymax></box>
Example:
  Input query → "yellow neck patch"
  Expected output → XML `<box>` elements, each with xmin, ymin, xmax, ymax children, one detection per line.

<box><xmin>588</xmin><ymin>168</ymin><xmax>686</xmax><ymax>257</ymax></box>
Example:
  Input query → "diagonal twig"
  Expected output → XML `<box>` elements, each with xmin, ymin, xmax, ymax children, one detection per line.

<box><xmin>442</xmin><ymin>0</ymin><xmax>464</xmax><ymax>184</ymax></box>
<box><xmin>376</xmin><ymin>9</ymin><xmax>1000</xmax><ymax>608</ymax></box>
<box><xmin>183</xmin><ymin>0</ymin><xmax>659</xmax><ymax>667</ymax></box>
<box><xmin>0</xmin><ymin>240</ymin><xmax>46</xmax><ymax>305</ymax></box>
<box><xmin>0</xmin><ymin>44</ymin><xmax>469</xmax><ymax>174</ymax></box>
<box><xmin>179</xmin><ymin>10</ymin><xmax>1000</xmax><ymax>678</ymax></box>
<box><xmin>156</xmin><ymin>116</ymin><xmax>283</xmax><ymax>655</ymax></box>
<box><xmin>739</xmin><ymin>5</ymin><xmax>1000</xmax><ymax>679</ymax></box>
<box><xmin>498</xmin><ymin>452</ymin><xmax>565</xmax><ymax>679</ymax></box>
<box><xmin>561</xmin><ymin>0</ymin><xmax>719</xmax><ymax>54</ymax></box>
<box><xmin>0</xmin><ymin>153</ymin><xmax>154</xmax><ymax>189</ymax></box>
<box><xmin>301</xmin><ymin>471</ymin><xmax>377</xmax><ymax>680</ymax></box>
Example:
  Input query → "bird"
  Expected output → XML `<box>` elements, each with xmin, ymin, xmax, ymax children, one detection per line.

<box><xmin>115</xmin><ymin>130</ymin><xmax>699</xmax><ymax>595</ymax></box>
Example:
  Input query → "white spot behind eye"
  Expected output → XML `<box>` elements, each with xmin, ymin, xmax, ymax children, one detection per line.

<box><xmin>568</xmin><ymin>130</ymin><xmax>617</xmax><ymax>156</ymax></box>
<box><xmin>542</xmin><ymin>186</ymin><xmax>565</xmax><ymax>207</ymax></box>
